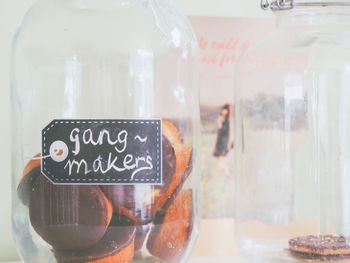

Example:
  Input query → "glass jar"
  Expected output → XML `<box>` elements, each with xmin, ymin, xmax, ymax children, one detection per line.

<box><xmin>11</xmin><ymin>0</ymin><xmax>199</xmax><ymax>262</ymax></box>
<box><xmin>235</xmin><ymin>1</ymin><xmax>350</xmax><ymax>262</ymax></box>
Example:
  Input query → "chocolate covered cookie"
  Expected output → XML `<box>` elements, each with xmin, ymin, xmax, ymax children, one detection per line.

<box><xmin>147</xmin><ymin>189</ymin><xmax>194</xmax><ymax>263</ymax></box>
<box><xmin>150</xmin><ymin>120</ymin><xmax>193</xmax><ymax>216</ymax></box>
<box><xmin>17</xmin><ymin>154</ymin><xmax>41</xmax><ymax>206</ymax></box>
<box><xmin>30</xmin><ymin>175</ymin><xmax>113</xmax><ymax>250</ymax></box>
<box><xmin>54</xmin><ymin>214</ymin><xmax>136</xmax><ymax>263</ymax></box>
<box><xmin>289</xmin><ymin>235</ymin><xmax>350</xmax><ymax>258</ymax></box>
<box><xmin>101</xmin><ymin>134</ymin><xmax>177</xmax><ymax>224</ymax></box>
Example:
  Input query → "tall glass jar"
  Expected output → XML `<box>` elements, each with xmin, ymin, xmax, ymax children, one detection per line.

<box><xmin>235</xmin><ymin>0</ymin><xmax>350</xmax><ymax>262</ymax></box>
<box><xmin>11</xmin><ymin>0</ymin><xmax>199</xmax><ymax>262</ymax></box>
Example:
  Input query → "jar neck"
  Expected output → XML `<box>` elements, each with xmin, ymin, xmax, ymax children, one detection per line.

<box><xmin>275</xmin><ymin>6</ymin><xmax>350</xmax><ymax>27</ymax></box>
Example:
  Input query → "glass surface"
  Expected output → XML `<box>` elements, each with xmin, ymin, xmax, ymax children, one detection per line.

<box><xmin>11</xmin><ymin>0</ymin><xmax>200</xmax><ymax>262</ymax></box>
<box><xmin>235</xmin><ymin>5</ymin><xmax>350</xmax><ymax>263</ymax></box>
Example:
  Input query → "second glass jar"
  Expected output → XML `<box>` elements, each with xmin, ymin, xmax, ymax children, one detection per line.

<box><xmin>235</xmin><ymin>1</ymin><xmax>350</xmax><ymax>262</ymax></box>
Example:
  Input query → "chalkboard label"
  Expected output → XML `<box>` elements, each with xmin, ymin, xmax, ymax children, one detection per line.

<box><xmin>41</xmin><ymin>119</ymin><xmax>162</xmax><ymax>185</ymax></box>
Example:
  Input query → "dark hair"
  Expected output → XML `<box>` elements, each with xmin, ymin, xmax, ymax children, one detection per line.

<box><xmin>220</xmin><ymin>104</ymin><xmax>231</xmax><ymax>116</ymax></box>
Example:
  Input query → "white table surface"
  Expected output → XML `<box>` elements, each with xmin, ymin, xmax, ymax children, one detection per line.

<box><xmin>3</xmin><ymin>257</ymin><xmax>247</xmax><ymax>263</ymax></box>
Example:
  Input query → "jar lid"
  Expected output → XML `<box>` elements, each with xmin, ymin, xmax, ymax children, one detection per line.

<box><xmin>261</xmin><ymin>0</ymin><xmax>350</xmax><ymax>10</ymax></box>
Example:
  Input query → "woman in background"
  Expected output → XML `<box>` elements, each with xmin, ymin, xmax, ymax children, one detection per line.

<box><xmin>213</xmin><ymin>104</ymin><xmax>234</xmax><ymax>174</ymax></box>
<box><xmin>214</xmin><ymin>104</ymin><xmax>233</xmax><ymax>157</ymax></box>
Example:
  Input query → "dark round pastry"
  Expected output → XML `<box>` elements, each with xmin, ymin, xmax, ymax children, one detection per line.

<box><xmin>147</xmin><ymin>189</ymin><xmax>194</xmax><ymax>263</ymax></box>
<box><xmin>17</xmin><ymin>154</ymin><xmax>41</xmax><ymax>206</ymax></box>
<box><xmin>18</xmin><ymin>166</ymin><xmax>40</xmax><ymax>206</ymax></box>
<box><xmin>289</xmin><ymin>235</ymin><xmax>350</xmax><ymax>257</ymax></box>
<box><xmin>101</xmin><ymin>135</ymin><xmax>176</xmax><ymax>224</ymax></box>
<box><xmin>150</xmin><ymin>120</ymin><xmax>193</xmax><ymax>216</ymax></box>
<box><xmin>54</xmin><ymin>214</ymin><xmax>136</xmax><ymax>263</ymax></box>
<box><xmin>154</xmin><ymin>152</ymin><xmax>193</xmax><ymax>217</ymax></box>
<box><xmin>29</xmin><ymin>175</ymin><xmax>113</xmax><ymax>251</ymax></box>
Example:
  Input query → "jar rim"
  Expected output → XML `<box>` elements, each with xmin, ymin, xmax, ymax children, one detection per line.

<box><xmin>261</xmin><ymin>0</ymin><xmax>350</xmax><ymax>10</ymax></box>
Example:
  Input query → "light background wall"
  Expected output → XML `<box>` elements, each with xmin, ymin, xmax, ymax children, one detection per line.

<box><xmin>0</xmin><ymin>0</ymin><xmax>272</xmax><ymax>261</ymax></box>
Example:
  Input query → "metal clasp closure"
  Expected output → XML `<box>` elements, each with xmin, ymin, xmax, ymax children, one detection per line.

<box><xmin>261</xmin><ymin>0</ymin><xmax>294</xmax><ymax>10</ymax></box>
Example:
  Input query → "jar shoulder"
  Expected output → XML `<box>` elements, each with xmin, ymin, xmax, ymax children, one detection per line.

<box><xmin>12</xmin><ymin>0</ymin><xmax>197</xmax><ymax>56</ymax></box>
<box><xmin>238</xmin><ymin>26</ymin><xmax>350</xmax><ymax>73</ymax></box>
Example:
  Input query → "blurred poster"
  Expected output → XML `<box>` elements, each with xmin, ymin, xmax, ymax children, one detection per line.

<box><xmin>188</xmin><ymin>16</ymin><xmax>275</xmax><ymax>257</ymax></box>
